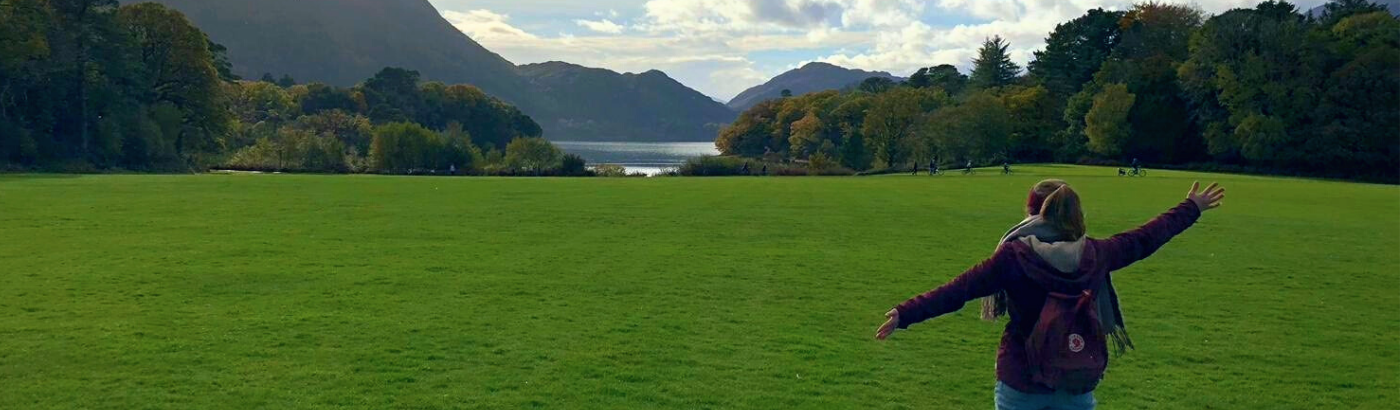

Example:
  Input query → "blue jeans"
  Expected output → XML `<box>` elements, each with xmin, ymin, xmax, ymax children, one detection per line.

<box><xmin>995</xmin><ymin>382</ymin><xmax>1096</xmax><ymax>410</ymax></box>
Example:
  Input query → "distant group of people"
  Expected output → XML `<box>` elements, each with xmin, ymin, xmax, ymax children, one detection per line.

<box><xmin>912</xmin><ymin>160</ymin><xmax>940</xmax><ymax>175</ymax></box>
<box><xmin>740</xmin><ymin>162</ymin><xmax>767</xmax><ymax>176</ymax></box>
<box><xmin>911</xmin><ymin>159</ymin><xmax>1012</xmax><ymax>176</ymax></box>
<box><xmin>739</xmin><ymin>157</ymin><xmax>1150</xmax><ymax>178</ymax></box>
<box><xmin>909</xmin><ymin>158</ymin><xmax>1148</xmax><ymax>178</ymax></box>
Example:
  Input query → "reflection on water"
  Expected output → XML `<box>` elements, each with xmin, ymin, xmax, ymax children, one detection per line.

<box><xmin>554</xmin><ymin>141</ymin><xmax>719</xmax><ymax>175</ymax></box>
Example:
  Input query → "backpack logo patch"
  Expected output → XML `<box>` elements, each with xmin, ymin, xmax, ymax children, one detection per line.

<box><xmin>1068</xmin><ymin>334</ymin><xmax>1085</xmax><ymax>353</ymax></box>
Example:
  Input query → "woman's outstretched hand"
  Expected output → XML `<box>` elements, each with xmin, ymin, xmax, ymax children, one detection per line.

<box><xmin>1187</xmin><ymin>181</ymin><xmax>1226</xmax><ymax>211</ymax></box>
<box><xmin>876</xmin><ymin>309</ymin><xmax>900</xmax><ymax>340</ymax></box>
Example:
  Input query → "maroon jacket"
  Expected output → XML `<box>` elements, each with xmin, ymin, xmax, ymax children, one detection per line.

<box><xmin>894</xmin><ymin>200</ymin><xmax>1203</xmax><ymax>394</ymax></box>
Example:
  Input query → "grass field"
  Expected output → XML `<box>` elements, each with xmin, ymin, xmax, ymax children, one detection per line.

<box><xmin>1</xmin><ymin>166</ymin><xmax>1396</xmax><ymax>409</ymax></box>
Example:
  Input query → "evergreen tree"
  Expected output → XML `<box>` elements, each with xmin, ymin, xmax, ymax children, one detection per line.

<box><xmin>970</xmin><ymin>36</ymin><xmax>1021</xmax><ymax>90</ymax></box>
<box><xmin>908</xmin><ymin>64</ymin><xmax>968</xmax><ymax>95</ymax></box>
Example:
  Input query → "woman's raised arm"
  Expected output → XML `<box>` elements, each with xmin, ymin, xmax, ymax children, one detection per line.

<box><xmin>1100</xmin><ymin>182</ymin><xmax>1225</xmax><ymax>272</ymax></box>
<box><xmin>876</xmin><ymin>246</ymin><xmax>1017</xmax><ymax>340</ymax></box>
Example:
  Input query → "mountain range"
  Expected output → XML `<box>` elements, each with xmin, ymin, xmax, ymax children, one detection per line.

<box><xmin>725</xmin><ymin>62</ymin><xmax>902</xmax><ymax>111</ymax></box>
<box><xmin>93</xmin><ymin>0</ymin><xmax>1400</xmax><ymax>142</ymax></box>
<box><xmin>130</xmin><ymin>0</ymin><xmax>735</xmax><ymax>142</ymax></box>
<box><xmin>517</xmin><ymin>62</ymin><xmax>736</xmax><ymax>142</ymax></box>
<box><xmin>1308</xmin><ymin>0</ymin><xmax>1400</xmax><ymax>16</ymax></box>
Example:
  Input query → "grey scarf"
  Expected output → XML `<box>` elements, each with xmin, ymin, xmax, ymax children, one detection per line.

<box><xmin>982</xmin><ymin>216</ymin><xmax>1135</xmax><ymax>355</ymax></box>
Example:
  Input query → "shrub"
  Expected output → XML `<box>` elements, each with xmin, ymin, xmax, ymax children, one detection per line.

<box><xmin>854</xmin><ymin>167</ymin><xmax>907</xmax><ymax>176</ymax></box>
<box><xmin>559</xmin><ymin>154</ymin><xmax>589</xmax><ymax>176</ymax></box>
<box><xmin>224</xmin><ymin>138</ymin><xmax>278</xmax><ymax>171</ymax></box>
<box><xmin>592</xmin><ymin>164</ymin><xmax>629</xmax><ymax>177</ymax></box>
<box><xmin>804</xmin><ymin>153</ymin><xmax>854</xmax><ymax>176</ymax></box>
<box><xmin>441</xmin><ymin>122</ymin><xmax>481</xmax><ymax>174</ymax></box>
<box><xmin>345</xmin><ymin>149</ymin><xmax>371</xmax><ymax>173</ymax></box>
<box><xmin>504</xmin><ymin>137</ymin><xmax>562</xmax><ymax>174</ymax></box>
<box><xmin>292</xmin><ymin>110</ymin><xmax>373</xmax><ymax>154</ymax></box>
<box><xmin>772</xmin><ymin>166</ymin><xmax>810</xmax><ymax>176</ymax></box>
<box><xmin>40</xmin><ymin>160</ymin><xmax>100</xmax><ymax>174</ymax></box>
<box><xmin>296</xmin><ymin>132</ymin><xmax>349</xmax><ymax>172</ymax></box>
<box><xmin>224</xmin><ymin>129</ymin><xmax>348</xmax><ymax>172</ymax></box>
<box><xmin>677</xmin><ymin>155</ymin><xmax>749</xmax><ymax>176</ymax></box>
<box><xmin>479</xmin><ymin>149</ymin><xmax>506</xmax><ymax>173</ymax></box>
<box><xmin>369</xmin><ymin>122</ymin><xmax>468</xmax><ymax>173</ymax></box>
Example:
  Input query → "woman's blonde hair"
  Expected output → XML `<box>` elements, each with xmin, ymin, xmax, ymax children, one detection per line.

<box><xmin>1039</xmin><ymin>184</ymin><xmax>1086</xmax><ymax>239</ymax></box>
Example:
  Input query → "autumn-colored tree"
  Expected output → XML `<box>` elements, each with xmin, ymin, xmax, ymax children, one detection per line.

<box><xmin>862</xmin><ymin>88</ymin><xmax>947</xmax><ymax>168</ymax></box>
<box><xmin>788</xmin><ymin>112</ymin><xmax>825</xmax><ymax>159</ymax></box>
<box><xmin>1085</xmin><ymin>83</ymin><xmax>1136</xmax><ymax>157</ymax></box>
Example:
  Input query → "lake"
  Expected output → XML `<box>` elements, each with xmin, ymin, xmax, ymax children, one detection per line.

<box><xmin>554</xmin><ymin>141</ymin><xmax>719</xmax><ymax>175</ymax></box>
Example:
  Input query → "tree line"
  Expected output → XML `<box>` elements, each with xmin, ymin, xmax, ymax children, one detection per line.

<box><xmin>0</xmin><ymin>0</ymin><xmax>582</xmax><ymax>175</ymax></box>
<box><xmin>219</xmin><ymin>67</ymin><xmax>570</xmax><ymax>175</ymax></box>
<box><xmin>716</xmin><ymin>0</ymin><xmax>1399</xmax><ymax>182</ymax></box>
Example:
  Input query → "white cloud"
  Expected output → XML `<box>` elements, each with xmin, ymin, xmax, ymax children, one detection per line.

<box><xmin>476</xmin><ymin>31</ymin><xmax>813</xmax><ymax>99</ymax></box>
<box><xmin>441</xmin><ymin>9</ymin><xmax>536</xmax><ymax>41</ymax></box>
<box><xmin>436</xmin><ymin>0</ymin><xmax>1320</xmax><ymax>100</ymax></box>
<box><xmin>438</xmin><ymin>3</ymin><xmax>882</xmax><ymax>100</ymax></box>
<box><xmin>575</xmin><ymin>18</ymin><xmax>626</xmax><ymax>34</ymax></box>
<box><xmin>816</xmin><ymin>0</ymin><xmax>1277</xmax><ymax>78</ymax></box>
<box><xmin>440</xmin><ymin>10</ymin><xmax>788</xmax><ymax>99</ymax></box>
<box><xmin>636</xmin><ymin>0</ymin><xmax>925</xmax><ymax>33</ymax></box>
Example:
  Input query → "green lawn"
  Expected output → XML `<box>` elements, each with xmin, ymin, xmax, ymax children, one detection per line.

<box><xmin>1</xmin><ymin>166</ymin><xmax>1396</xmax><ymax>409</ymax></box>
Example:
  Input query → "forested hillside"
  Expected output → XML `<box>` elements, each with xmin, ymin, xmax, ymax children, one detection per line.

<box><xmin>727</xmin><ymin>62</ymin><xmax>901</xmax><ymax>112</ymax></box>
<box><xmin>121</xmin><ymin>0</ymin><xmax>736</xmax><ymax>142</ymax></box>
<box><xmin>0</xmin><ymin>1</ymin><xmax>583</xmax><ymax>175</ymax></box>
<box><xmin>717</xmin><ymin>1</ymin><xmax>1399</xmax><ymax>181</ymax></box>
<box><xmin>119</xmin><ymin>0</ymin><xmax>531</xmax><ymax>104</ymax></box>
<box><xmin>518</xmin><ymin>62</ymin><xmax>737</xmax><ymax>142</ymax></box>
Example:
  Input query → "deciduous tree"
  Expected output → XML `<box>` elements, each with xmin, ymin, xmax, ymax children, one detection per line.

<box><xmin>1029</xmin><ymin>8</ymin><xmax>1124</xmax><ymax>97</ymax></box>
<box><xmin>505</xmin><ymin>136</ymin><xmax>562</xmax><ymax>174</ymax></box>
<box><xmin>1084</xmin><ymin>83</ymin><xmax>1136</xmax><ymax>157</ymax></box>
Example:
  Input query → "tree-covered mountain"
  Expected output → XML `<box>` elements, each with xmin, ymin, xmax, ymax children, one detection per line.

<box><xmin>0</xmin><ymin>0</ymin><xmax>573</xmax><ymax>174</ymax></box>
<box><xmin>518</xmin><ymin>62</ymin><xmax>735</xmax><ymax>141</ymax></box>
<box><xmin>125</xmin><ymin>0</ymin><xmax>528</xmax><ymax>100</ymax></box>
<box><xmin>726</xmin><ymin>63</ymin><xmax>902</xmax><ymax>111</ymax></box>
<box><xmin>1308</xmin><ymin>0</ymin><xmax>1400</xmax><ymax>17</ymax></box>
<box><xmin>126</xmin><ymin>0</ymin><xmax>735</xmax><ymax>142</ymax></box>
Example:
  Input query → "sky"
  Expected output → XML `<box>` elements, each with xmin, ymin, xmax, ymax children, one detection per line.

<box><xmin>428</xmin><ymin>0</ymin><xmax>1330</xmax><ymax>102</ymax></box>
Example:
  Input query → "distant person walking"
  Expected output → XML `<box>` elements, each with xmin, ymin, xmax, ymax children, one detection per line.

<box><xmin>876</xmin><ymin>181</ymin><xmax>1226</xmax><ymax>410</ymax></box>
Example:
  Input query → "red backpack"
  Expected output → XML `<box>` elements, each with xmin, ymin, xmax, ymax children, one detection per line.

<box><xmin>1025</xmin><ymin>287</ymin><xmax>1109</xmax><ymax>392</ymax></box>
